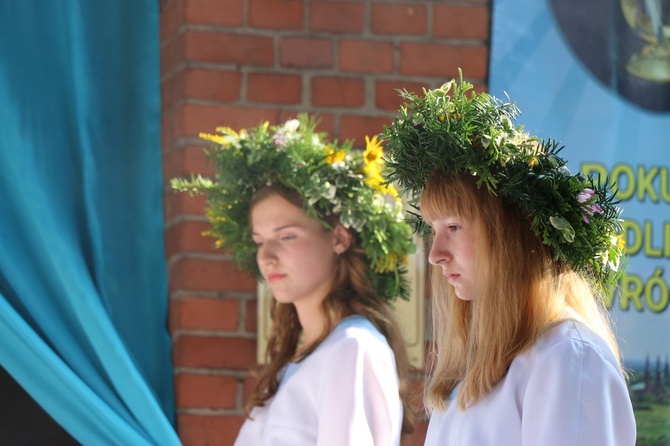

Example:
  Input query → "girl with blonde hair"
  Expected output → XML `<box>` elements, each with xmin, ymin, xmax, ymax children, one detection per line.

<box><xmin>383</xmin><ymin>74</ymin><xmax>636</xmax><ymax>445</ymax></box>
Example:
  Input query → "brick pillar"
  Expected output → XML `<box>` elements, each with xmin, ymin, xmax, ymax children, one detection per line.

<box><xmin>160</xmin><ymin>1</ymin><xmax>490</xmax><ymax>445</ymax></box>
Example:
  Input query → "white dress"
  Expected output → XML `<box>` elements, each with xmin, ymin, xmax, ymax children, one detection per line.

<box><xmin>424</xmin><ymin>319</ymin><xmax>636</xmax><ymax>446</ymax></box>
<box><xmin>234</xmin><ymin>315</ymin><xmax>402</xmax><ymax>446</ymax></box>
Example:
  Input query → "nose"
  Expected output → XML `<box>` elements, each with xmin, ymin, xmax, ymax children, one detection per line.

<box><xmin>427</xmin><ymin>233</ymin><xmax>451</xmax><ymax>266</ymax></box>
<box><xmin>256</xmin><ymin>240</ymin><xmax>278</xmax><ymax>266</ymax></box>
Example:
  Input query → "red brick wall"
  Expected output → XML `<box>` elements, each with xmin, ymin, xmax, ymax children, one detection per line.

<box><xmin>160</xmin><ymin>1</ymin><xmax>490</xmax><ymax>444</ymax></box>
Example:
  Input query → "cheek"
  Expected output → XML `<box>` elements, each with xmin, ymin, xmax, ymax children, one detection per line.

<box><xmin>466</xmin><ymin>244</ymin><xmax>478</xmax><ymax>276</ymax></box>
<box><xmin>293</xmin><ymin>241</ymin><xmax>335</xmax><ymax>270</ymax></box>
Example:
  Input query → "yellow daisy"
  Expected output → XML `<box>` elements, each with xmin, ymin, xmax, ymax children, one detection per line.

<box><xmin>364</xmin><ymin>135</ymin><xmax>384</xmax><ymax>165</ymax></box>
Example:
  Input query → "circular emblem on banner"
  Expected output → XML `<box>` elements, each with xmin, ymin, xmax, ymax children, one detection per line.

<box><xmin>548</xmin><ymin>0</ymin><xmax>670</xmax><ymax>113</ymax></box>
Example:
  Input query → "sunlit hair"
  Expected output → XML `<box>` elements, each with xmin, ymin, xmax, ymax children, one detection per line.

<box><xmin>420</xmin><ymin>172</ymin><xmax>621</xmax><ymax>412</ymax></box>
<box><xmin>245</xmin><ymin>184</ymin><xmax>417</xmax><ymax>437</ymax></box>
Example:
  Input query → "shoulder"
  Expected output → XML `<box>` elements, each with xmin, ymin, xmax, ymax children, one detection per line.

<box><xmin>513</xmin><ymin>319</ymin><xmax>622</xmax><ymax>379</ymax></box>
<box><xmin>326</xmin><ymin>315</ymin><xmax>390</xmax><ymax>349</ymax></box>
<box><xmin>506</xmin><ymin>322</ymin><xmax>636</xmax><ymax>444</ymax></box>
<box><xmin>316</xmin><ymin>315</ymin><xmax>395</xmax><ymax>364</ymax></box>
<box><xmin>537</xmin><ymin>319</ymin><xmax>617</xmax><ymax>363</ymax></box>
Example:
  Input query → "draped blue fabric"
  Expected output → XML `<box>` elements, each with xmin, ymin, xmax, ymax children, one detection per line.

<box><xmin>0</xmin><ymin>2</ymin><xmax>180</xmax><ymax>445</ymax></box>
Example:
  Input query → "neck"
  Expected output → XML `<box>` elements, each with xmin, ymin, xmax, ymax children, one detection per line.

<box><xmin>294</xmin><ymin>299</ymin><xmax>327</xmax><ymax>347</ymax></box>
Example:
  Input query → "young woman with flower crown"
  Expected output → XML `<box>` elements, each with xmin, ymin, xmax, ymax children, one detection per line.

<box><xmin>172</xmin><ymin>116</ymin><xmax>416</xmax><ymax>445</ymax></box>
<box><xmin>383</xmin><ymin>74</ymin><xmax>637</xmax><ymax>445</ymax></box>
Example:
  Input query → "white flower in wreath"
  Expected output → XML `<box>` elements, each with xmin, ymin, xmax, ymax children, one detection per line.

<box><xmin>272</xmin><ymin>119</ymin><xmax>301</xmax><ymax>147</ymax></box>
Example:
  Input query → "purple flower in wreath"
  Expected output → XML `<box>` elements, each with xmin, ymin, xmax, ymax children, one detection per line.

<box><xmin>577</xmin><ymin>188</ymin><xmax>603</xmax><ymax>223</ymax></box>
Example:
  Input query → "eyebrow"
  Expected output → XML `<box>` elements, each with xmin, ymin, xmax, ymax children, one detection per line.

<box><xmin>251</xmin><ymin>223</ymin><xmax>302</xmax><ymax>237</ymax></box>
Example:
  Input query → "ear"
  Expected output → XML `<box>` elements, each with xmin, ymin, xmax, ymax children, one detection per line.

<box><xmin>332</xmin><ymin>224</ymin><xmax>353</xmax><ymax>254</ymax></box>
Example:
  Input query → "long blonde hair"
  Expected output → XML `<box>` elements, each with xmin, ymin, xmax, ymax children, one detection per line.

<box><xmin>420</xmin><ymin>172</ymin><xmax>621</xmax><ymax>411</ymax></box>
<box><xmin>245</xmin><ymin>185</ymin><xmax>417</xmax><ymax>437</ymax></box>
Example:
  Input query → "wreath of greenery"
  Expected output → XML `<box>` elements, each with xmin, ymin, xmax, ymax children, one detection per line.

<box><xmin>381</xmin><ymin>71</ymin><xmax>625</xmax><ymax>290</ymax></box>
<box><xmin>171</xmin><ymin>114</ymin><xmax>415</xmax><ymax>302</ymax></box>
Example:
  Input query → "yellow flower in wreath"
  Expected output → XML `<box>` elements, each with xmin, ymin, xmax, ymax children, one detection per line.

<box><xmin>364</xmin><ymin>135</ymin><xmax>383</xmax><ymax>165</ymax></box>
<box><xmin>363</xmin><ymin>135</ymin><xmax>399</xmax><ymax>199</ymax></box>
<box><xmin>199</xmin><ymin>132</ymin><xmax>227</xmax><ymax>146</ymax></box>
<box><xmin>326</xmin><ymin>147</ymin><xmax>346</xmax><ymax>164</ymax></box>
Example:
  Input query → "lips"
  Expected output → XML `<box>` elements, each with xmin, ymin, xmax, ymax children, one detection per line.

<box><xmin>444</xmin><ymin>272</ymin><xmax>460</xmax><ymax>282</ymax></box>
<box><xmin>267</xmin><ymin>272</ymin><xmax>286</xmax><ymax>283</ymax></box>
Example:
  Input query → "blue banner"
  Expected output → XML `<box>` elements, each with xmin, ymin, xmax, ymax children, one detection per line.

<box><xmin>491</xmin><ymin>0</ymin><xmax>670</xmax><ymax>443</ymax></box>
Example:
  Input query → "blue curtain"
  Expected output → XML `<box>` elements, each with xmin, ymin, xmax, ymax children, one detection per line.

<box><xmin>0</xmin><ymin>2</ymin><xmax>180</xmax><ymax>445</ymax></box>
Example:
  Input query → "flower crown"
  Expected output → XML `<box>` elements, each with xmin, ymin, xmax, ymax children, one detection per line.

<box><xmin>171</xmin><ymin>114</ymin><xmax>415</xmax><ymax>302</ymax></box>
<box><xmin>381</xmin><ymin>72</ymin><xmax>626</xmax><ymax>290</ymax></box>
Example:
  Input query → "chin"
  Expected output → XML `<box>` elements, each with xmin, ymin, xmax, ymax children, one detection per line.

<box><xmin>449</xmin><ymin>285</ymin><xmax>471</xmax><ymax>301</ymax></box>
<box><xmin>454</xmin><ymin>290</ymin><xmax>473</xmax><ymax>301</ymax></box>
<box><xmin>272</xmin><ymin>294</ymin><xmax>294</xmax><ymax>304</ymax></box>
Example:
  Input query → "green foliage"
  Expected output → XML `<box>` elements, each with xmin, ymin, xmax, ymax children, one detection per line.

<box><xmin>382</xmin><ymin>70</ymin><xmax>626</xmax><ymax>290</ymax></box>
<box><xmin>171</xmin><ymin>115</ymin><xmax>415</xmax><ymax>303</ymax></box>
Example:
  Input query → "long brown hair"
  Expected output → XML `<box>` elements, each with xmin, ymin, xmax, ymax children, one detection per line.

<box><xmin>420</xmin><ymin>172</ymin><xmax>621</xmax><ymax>411</ymax></box>
<box><xmin>245</xmin><ymin>184</ymin><xmax>417</xmax><ymax>436</ymax></box>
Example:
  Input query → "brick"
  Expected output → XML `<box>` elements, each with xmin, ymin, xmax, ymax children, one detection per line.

<box><xmin>162</xmin><ymin>110</ymin><xmax>177</xmax><ymax>149</ymax></box>
<box><xmin>312</xmin><ymin>113</ymin><xmax>336</xmax><ymax>136</ymax></box>
<box><xmin>162</xmin><ymin>144</ymin><xmax>214</xmax><ymax>185</ymax></box>
<box><xmin>246</xmin><ymin>299</ymin><xmax>258</xmax><ymax>333</ymax></box>
<box><xmin>179</xmin><ymin>104</ymin><xmax>282</xmax><ymax>139</ymax></box>
<box><xmin>174</xmin><ymin>373</ymin><xmax>238</xmax><ymax>409</ymax></box>
<box><xmin>375</xmin><ymin>80</ymin><xmax>430</xmax><ymax>111</ymax></box>
<box><xmin>162</xmin><ymin>69</ymin><xmax>242</xmax><ymax>113</ymax></box>
<box><xmin>184</xmin><ymin>69</ymin><xmax>242</xmax><ymax>103</ymax></box>
<box><xmin>339</xmin><ymin>40</ymin><xmax>394</xmax><ymax>73</ymax></box>
<box><xmin>170</xmin><ymin>297</ymin><xmax>240</xmax><ymax>332</ymax></box>
<box><xmin>339</xmin><ymin>115</ymin><xmax>392</xmax><ymax>146</ymax></box>
<box><xmin>433</xmin><ymin>5</ymin><xmax>490</xmax><ymax>40</ymax></box>
<box><xmin>249</xmin><ymin>0</ymin><xmax>304</xmax><ymax>30</ymax></box>
<box><xmin>160</xmin><ymin>0</ymin><xmax>184</xmax><ymax>41</ymax></box>
<box><xmin>244</xmin><ymin>375</ymin><xmax>260</xmax><ymax>402</ymax></box>
<box><xmin>185</xmin><ymin>31</ymin><xmax>274</xmax><ymax>66</ymax></box>
<box><xmin>169</xmin><ymin>257</ymin><xmax>257</xmax><ymax>292</ymax></box>
<box><xmin>372</xmin><ymin>3</ymin><xmax>427</xmax><ymax>35</ymax></box>
<box><xmin>173</xmin><ymin>335</ymin><xmax>257</xmax><ymax>368</ymax></box>
<box><xmin>185</xmin><ymin>0</ymin><xmax>243</xmax><ymax>26</ymax></box>
<box><xmin>165</xmin><ymin>104</ymin><xmax>275</xmax><ymax>161</ymax></box>
<box><xmin>247</xmin><ymin>73</ymin><xmax>303</xmax><ymax>104</ymax></box>
<box><xmin>161</xmin><ymin>73</ymin><xmax>184</xmax><ymax>113</ymax></box>
<box><xmin>164</xmin><ymin>190</ymin><xmax>208</xmax><ymax>222</ymax></box>
<box><xmin>279</xmin><ymin>37</ymin><xmax>333</xmax><ymax>69</ymax></box>
<box><xmin>310</xmin><ymin>1</ymin><xmax>365</xmax><ymax>33</ymax></box>
<box><xmin>311</xmin><ymin>77</ymin><xmax>365</xmax><ymax>107</ymax></box>
<box><xmin>161</xmin><ymin>33</ymin><xmax>185</xmax><ymax>76</ymax></box>
<box><xmin>399</xmin><ymin>42</ymin><xmax>488</xmax><ymax>78</ymax></box>
<box><xmin>177</xmin><ymin>414</ymin><xmax>245</xmax><ymax>446</ymax></box>
<box><xmin>164</xmin><ymin>220</ymin><xmax>218</xmax><ymax>261</ymax></box>
<box><xmin>165</xmin><ymin>220</ymin><xmax>214</xmax><ymax>253</ymax></box>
